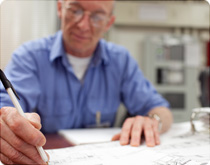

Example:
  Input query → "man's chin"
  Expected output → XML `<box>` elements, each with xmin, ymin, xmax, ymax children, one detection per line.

<box><xmin>69</xmin><ymin>46</ymin><xmax>93</xmax><ymax>57</ymax></box>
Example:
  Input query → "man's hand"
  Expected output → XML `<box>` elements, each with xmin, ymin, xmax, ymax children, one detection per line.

<box><xmin>112</xmin><ymin>107</ymin><xmax>173</xmax><ymax>147</ymax></box>
<box><xmin>112</xmin><ymin>116</ymin><xmax>160</xmax><ymax>147</ymax></box>
<box><xmin>0</xmin><ymin>107</ymin><xmax>49</xmax><ymax>164</ymax></box>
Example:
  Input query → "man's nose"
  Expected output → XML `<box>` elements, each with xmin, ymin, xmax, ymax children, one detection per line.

<box><xmin>77</xmin><ymin>14</ymin><xmax>91</xmax><ymax>31</ymax></box>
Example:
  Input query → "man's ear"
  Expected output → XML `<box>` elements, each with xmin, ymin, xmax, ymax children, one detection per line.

<box><xmin>104</xmin><ymin>15</ymin><xmax>115</xmax><ymax>32</ymax></box>
<box><xmin>57</xmin><ymin>0</ymin><xmax>62</xmax><ymax>19</ymax></box>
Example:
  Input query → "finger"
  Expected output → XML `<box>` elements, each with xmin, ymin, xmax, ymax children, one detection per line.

<box><xmin>130</xmin><ymin>116</ymin><xmax>144</xmax><ymax>147</ymax></box>
<box><xmin>120</xmin><ymin>118</ymin><xmax>134</xmax><ymax>145</ymax></box>
<box><xmin>144</xmin><ymin>118</ymin><xmax>155</xmax><ymax>147</ymax></box>
<box><xmin>152</xmin><ymin>119</ymin><xmax>160</xmax><ymax>145</ymax></box>
<box><xmin>0</xmin><ymin>153</ymin><xmax>15</xmax><ymax>165</ymax></box>
<box><xmin>1</xmin><ymin>108</ymin><xmax>46</xmax><ymax>147</ymax></box>
<box><xmin>1</xmin><ymin>108</ymin><xmax>42</xmax><ymax>130</ymax></box>
<box><xmin>1</xmin><ymin>138</ymin><xmax>37</xmax><ymax>164</ymax></box>
<box><xmin>111</xmin><ymin>133</ymin><xmax>121</xmax><ymax>141</ymax></box>
<box><xmin>1</xmin><ymin>117</ymin><xmax>47</xmax><ymax>164</ymax></box>
<box><xmin>25</xmin><ymin>113</ymin><xmax>42</xmax><ymax>130</ymax></box>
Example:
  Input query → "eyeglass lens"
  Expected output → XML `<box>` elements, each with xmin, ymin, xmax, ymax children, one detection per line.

<box><xmin>64</xmin><ymin>3</ymin><xmax>108</xmax><ymax>28</ymax></box>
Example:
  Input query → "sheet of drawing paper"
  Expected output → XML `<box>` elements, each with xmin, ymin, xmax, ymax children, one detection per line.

<box><xmin>47</xmin><ymin>122</ymin><xmax>210</xmax><ymax>165</ymax></box>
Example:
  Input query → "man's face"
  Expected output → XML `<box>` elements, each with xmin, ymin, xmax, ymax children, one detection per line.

<box><xmin>57</xmin><ymin>0</ymin><xmax>115</xmax><ymax>57</ymax></box>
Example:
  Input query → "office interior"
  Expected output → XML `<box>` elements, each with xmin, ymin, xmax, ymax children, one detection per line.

<box><xmin>0</xmin><ymin>0</ymin><xmax>209</xmax><ymax>125</ymax></box>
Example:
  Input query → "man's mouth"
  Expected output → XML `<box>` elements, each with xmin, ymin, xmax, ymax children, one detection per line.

<box><xmin>73</xmin><ymin>33</ymin><xmax>90</xmax><ymax>41</ymax></box>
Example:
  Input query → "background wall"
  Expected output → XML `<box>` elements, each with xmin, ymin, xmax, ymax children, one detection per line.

<box><xmin>108</xmin><ymin>1</ymin><xmax>209</xmax><ymax>68</ymax></box>
<box><xmin>0</xmin><ymin>0</ymin><xmax>58</xmax><ymax>69</ymax></box>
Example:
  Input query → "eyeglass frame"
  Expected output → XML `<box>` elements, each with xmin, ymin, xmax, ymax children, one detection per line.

<box><xmin>61</xmin><ymin>1</ymin><xmax>113</xmax><ymax>28</ymax></box>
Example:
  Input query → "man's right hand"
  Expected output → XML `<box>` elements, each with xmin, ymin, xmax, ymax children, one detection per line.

<box><xmin>0</xmin><ymin>107</ymin><xmax>49</xmax><ymax>164</ymax></box>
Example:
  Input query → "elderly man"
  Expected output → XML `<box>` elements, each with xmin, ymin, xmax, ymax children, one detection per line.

<box><xmin>0</xmin><ymin>0</ymin><xmax>173</xmax><ymax>164</ymax></box>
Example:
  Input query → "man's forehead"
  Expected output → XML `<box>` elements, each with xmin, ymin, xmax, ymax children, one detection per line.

<box><xmin>63</xmin><ymin>0</ymin><xmax>114</xmax><ymax>3</ymax></box>
<box><xmin>63</xmin><ymin>0</ymin><xmax>114</xmax><ymax>6</ymax></box>
<box><xmin>63</xmin><ymin>0</ymin><xmax>114</xmax><ymax>12</ymax></box>
<box><xmin>63</xmin><ymin>0</ymin><xmax>114</xmax><ymax>2</ymax></box>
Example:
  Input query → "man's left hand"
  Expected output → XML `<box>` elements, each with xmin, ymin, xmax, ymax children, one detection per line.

<box><xmin>112</xmin><ymin>116</ymin><xmax>160</xmax><ymax>147</ymax></box>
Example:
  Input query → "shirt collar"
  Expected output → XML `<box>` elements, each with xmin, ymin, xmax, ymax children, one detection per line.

<box><xmin>49</xmin><ymin>31</ymin><xmax>109</xmax><ymax>66</ymax></box>
<box><xmin>91</xmin><ymin>39</ymin><xmax>109</xmax><ymax>67</ymax></box>
<box><xmin>49</xmin><ymin>30</ymin><xmax>66</xmax><ymax>62</ymax></box>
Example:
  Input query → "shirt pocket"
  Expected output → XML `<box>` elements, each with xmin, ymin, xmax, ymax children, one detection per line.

<box><xmin>85</xmin><ymin>97</ymin><xmax>119</xmax><ymax>127</ymax></box>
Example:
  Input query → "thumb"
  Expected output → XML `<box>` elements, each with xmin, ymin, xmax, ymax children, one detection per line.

<box><xmin>25</xmin><ymin>113</ymin><xmax>42</xmax><ymax>130</ymax></box>
<box><xmin>111</xmin><ymin>133</ymin><xmax>121</xmax><ymax>141</ymax></box>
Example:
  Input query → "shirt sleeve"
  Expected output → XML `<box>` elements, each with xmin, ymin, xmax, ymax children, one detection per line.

<box><xmin>120</xmin><ymin>52</ymin><xmax>170</xmax><ymax>116</ymax></box>
<box><xmin>0</xmin><ymin>44</ymin><xmax>41</xmax><ymax>112</ymax></box>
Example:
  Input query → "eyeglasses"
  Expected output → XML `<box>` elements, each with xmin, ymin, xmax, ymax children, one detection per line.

<box><xmin>62</xmin><ymin>2</ymin><xmax>110</xmax><ymax>28</ymax></box>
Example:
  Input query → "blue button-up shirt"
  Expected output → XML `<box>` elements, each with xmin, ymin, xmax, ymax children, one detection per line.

<box><xmin>0</xmin><ymin>31</ymin><xmax>169</xmax><ymax>133</ymax></box>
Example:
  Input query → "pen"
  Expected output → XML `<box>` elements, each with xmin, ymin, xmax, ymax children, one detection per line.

<box><xmin>96</xmin><ymin>111</ymin><xmax>101</xmax><ymax>127</ymax></box>
<box><xmin>0</xmin><ymin>69</ymin><xmax>48</xmax><ymax>163</ymax></box>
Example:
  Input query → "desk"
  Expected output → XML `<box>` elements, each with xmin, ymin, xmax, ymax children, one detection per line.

<box><xmin>43</xmin><ymin>134</ymin><xmax>74</xmax><ymax>149</ymax></box>
<box><xmin>46</xmin><ymin>122</ymin><xmax>210</xmax><ymax>165</ymax></box>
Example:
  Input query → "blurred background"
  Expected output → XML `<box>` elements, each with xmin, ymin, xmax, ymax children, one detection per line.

<box><xmin>0</xmin><ymin>0</ymin><xmax>209</xmax><ymax>124</ymax></box>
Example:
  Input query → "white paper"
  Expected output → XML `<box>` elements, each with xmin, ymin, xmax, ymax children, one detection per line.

<box><xmin>59</xmin><ymin>128</ymin><xmax>121</xmax><ymax>145</ymax></box>
<box><xmin>47</xmin><ymin>122</ymin><xmax>210</xmax><ymax>165</ymax></box>
<box><xmin>47</xmin><ymin>134</ymin><xmax>210</xmax><ymax>165</ymax></box>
